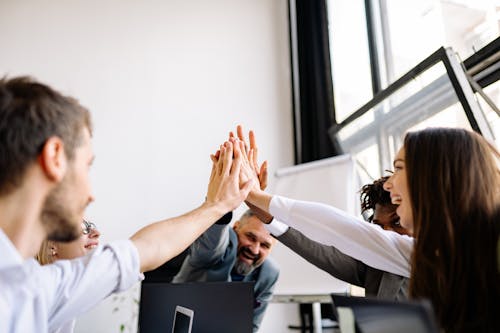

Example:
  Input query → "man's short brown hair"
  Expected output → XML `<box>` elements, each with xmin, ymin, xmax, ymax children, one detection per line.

<box><xmin>0</xmin><ymin>76</ymin><xmax>92</xmax><ymax>195</ymax></box>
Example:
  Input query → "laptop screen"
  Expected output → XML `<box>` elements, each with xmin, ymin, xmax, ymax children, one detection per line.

<box><xmin>139</xmin><ymin>281</ymin><xmax>254</xmax><ymax>333</ymax></box>
<box><xmin>331</xmin><ymin>294</ymin><xmax>439</xmax><ymax>333</ymax></box>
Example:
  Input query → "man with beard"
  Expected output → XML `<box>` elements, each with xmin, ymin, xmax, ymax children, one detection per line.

<box><xmin>173</xmin><ymin>210</ymin><xmax>279</xmax><ymax>332</ymax></box>
<box><xmin>0</xmin><ymin>76</ymin><xmax>253</xmax><ymax>333</ymax></box>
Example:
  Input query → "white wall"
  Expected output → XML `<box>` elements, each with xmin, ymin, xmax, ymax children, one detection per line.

<box><xmin>0</xmin><ymin>0</ymin><xmax>294</xmax><ymax>332</ymax></box>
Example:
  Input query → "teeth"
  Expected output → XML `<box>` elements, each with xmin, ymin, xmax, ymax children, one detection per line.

<box><xmin>392</xmin><ymin>196</ymin><xmax>402</xmax><ymax>205</ymax></box>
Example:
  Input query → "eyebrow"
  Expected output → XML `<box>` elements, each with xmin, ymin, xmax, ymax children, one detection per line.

<box><xmin>392</xmin><ymin>158</ymin><xmax>404</xmax><ymax>167</ymax></box>
<box><xmin>247</xmin><ymin>231</ymin><xmax>272</xmax><ymax>247</ymax></box>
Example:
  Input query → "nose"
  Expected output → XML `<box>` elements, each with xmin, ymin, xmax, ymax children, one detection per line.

<box><xmin>383</xmin><ymin>176</ymin><xmax>393</xmax><ymax>191</ymax></box>
<box><xmin>89</xmin><ymin>227</ymin><xmax>100</xmax><ymax>239</ymax></box>
<box><xmin>248</xmin><ymin>242</ymin><xmax>260</xmax><ymax>255</ymax></box>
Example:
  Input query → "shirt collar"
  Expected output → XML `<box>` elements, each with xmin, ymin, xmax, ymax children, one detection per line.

<box><xmin>0</xmin><ymin>228</ymin><xmax>25</xmax><ymax>270</ymax></box>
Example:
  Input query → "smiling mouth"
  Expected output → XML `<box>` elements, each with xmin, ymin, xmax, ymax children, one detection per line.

<box><xmin>391</xmin><ymin>195</ymin><xmax>402</xmax><ymax>205</ymax></box>
<box><xmin>239</xmin><ymin>248</ymin><xmax>259</xmax><ymax>264</ymax></box>
<box><xmin>84</xmin><ymin>243</ymin><xmax>98</xmax><ymax>250</ymax></box>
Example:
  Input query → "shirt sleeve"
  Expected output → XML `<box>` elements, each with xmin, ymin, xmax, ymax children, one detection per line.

<box><xmin>269</xmin><ymin>195</ymin><xmax>413</xmax><ymax>278</ymax></box>
<box><xmin>264</xmin><ymin>218</ymin><xmax>289</xmax><ymax>236</ymax></box>
<box><xmin>40</xmin><ymin>239</ymin><xmax>143</xmax><ymax>330</ymax></box>
<box><xmin>186</xmin><ymin>223</ymin><xmax>230</xmax><ymax>267</ymax></box>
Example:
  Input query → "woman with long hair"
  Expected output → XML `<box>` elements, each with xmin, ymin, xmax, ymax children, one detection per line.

<box><xmin>385</xmin><ymin>128</ymin><xmax>499</xmax><ymax>332</ymax></box>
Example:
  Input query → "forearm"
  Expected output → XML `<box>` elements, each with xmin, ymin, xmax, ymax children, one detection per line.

<box><xmin>189</xmin><ymin>218</ymin><xmax>231</xmax><ymax>266</ymax></box>
<box><xmin>130</xmin><ymin>201</ymin><xmax>227</xmax><ymax>272</ymax></box>
<box><xmin>245</xmin><ymin>189</ymin><xmax>273</xmax><ymax>214</ymax></box>
<box><xmin>278</xmin><ymin>228</ymin><xmax>363</xmax><ymax>285</ymax></box>
<box><xmin>245</xmin><ymin>201</ymin><xmax>273</xmax><ymax>224</ymax></box>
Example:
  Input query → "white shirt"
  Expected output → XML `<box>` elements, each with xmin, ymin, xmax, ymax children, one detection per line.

<box><xmin>0</xmin><ymin>229</ymin><xmax>143</xmax><ymax>333</ymax></box>
<box><xmin>265</xmin><ymin>195</ymin><xmax>414</xmax><ymax>278</ymax></box>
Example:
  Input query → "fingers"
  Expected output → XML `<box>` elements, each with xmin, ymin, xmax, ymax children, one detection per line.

<box><xmin>236</xmin><ymin>125</ymin><xmax>249</xmax><ymax>153</ymax></box>
<box><xmin>221</xmin><ymin>142</ymin><xmax>233</xmax><ymax>176</ymax></box>
<box><xmin>239</xmin><ymin>141</ymin><xmax>249</xmax><ymax>165</ymax></box>
<box><xmin>236</xmin><ymin>125</ymin><xmax>244</xmax><ymax>141</ymax></box>
<box><xmin>216</xmin><ymin>145</ymin><xmax>225</xmax><ymax>175</ymax></box>
<box><xmin>259</xmin><ymin>161</ymin><xmax>268</xmax><ymax>190</ymax></box>
<box><xmin>230</xmin><ymin>139</ymin><xmax>242</xmax><ymax>176</ymax></box>
<box><xmin>209</xmin><ymin>158</ymin><xmax>217</xmax><ymax>181</ymax></box>
<box><xmin>246</xmin><ymin>130</ymin><xmax>261</xmax><ymax>175</ymax></box>
<box><xmin>249</xmin><ymin>130</ymin><xmax>257</xmax><ymax>156</ymax></box>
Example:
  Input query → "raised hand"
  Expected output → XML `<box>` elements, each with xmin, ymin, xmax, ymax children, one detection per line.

<box><xmin>206</xmin><ymin>141</ymin><xmax>254</xmax><ymax>213</ymax></box>
<box><xmin>233</xmin><ymin>137</ymin><xmax>261</xmax><ymax>192</ymax></box>
<box><xmin>230</xmin><ymin>125</ymin><xmax>268</xmax><ymax>190</ymax></box>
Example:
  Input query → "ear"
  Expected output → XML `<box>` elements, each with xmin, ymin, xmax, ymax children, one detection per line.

<box><xmin>233</xmin><ymin>221</ymin><xmax>240</xmax><ymax>231</ymax></box>
<box><xmin>48</xmin><ymin>241</ymin><xmax>58</xmax><ymax>257</ymax></box>
<box><xmin>38</xmin><ymin>136</ymin><xmax>67</xmax><ymax>182</ymax></box>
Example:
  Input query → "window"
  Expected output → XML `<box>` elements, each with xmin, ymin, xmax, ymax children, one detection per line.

<box><xmin>324</xmin><ymin>0</ymin><xmax>500</xmax><ymax>179</ymax></box>
<box><xmin>382</xmin><ymin>0</ymin><xmax>500</xmax><ymax>84</ymax></box>
<box><xmin>327</xmin><ymin>0</ymin><xmax>373</xmax><ymax>122</ymax></box>
<box><xmin>332</xmin><ymin>48</ymin><xmax>495</xmax><ymax>179</ymax></box>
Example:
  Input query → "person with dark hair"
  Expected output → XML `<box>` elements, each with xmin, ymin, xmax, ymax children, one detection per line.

<box><xmin>236</xmin><ymin>126</ymin><xmax>499</xmax><ymax>333</ymax></box>
<box><xmin>0</xmin><ymin>76</ymin><xmax>253</xmax><ymax>332</ymax></box>
<box><xmin>360</xmin><ymin>176</ymin><xmax>410</xmax><ymax>236</ymax></box>
<box><xmin>173</xmin><ymin>210</ymin><xmax>279</xmax><ymax>332</ymax></box>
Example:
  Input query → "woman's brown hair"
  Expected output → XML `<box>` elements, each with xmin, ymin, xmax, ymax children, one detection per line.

<box><xmin>36</xmin><ymin>240</ymin><xmax>54</xmax><ymax>266</ymax></box>
<box><xmin>404</xmin><ymin>128</ymin><xmax>500</xmax><ymax>332</ymax></box>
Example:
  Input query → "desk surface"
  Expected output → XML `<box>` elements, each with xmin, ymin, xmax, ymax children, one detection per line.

<box><xmin>271</xmin><ymin>293</ymin><xmax>348</xmax><ymax>304</ymax></box>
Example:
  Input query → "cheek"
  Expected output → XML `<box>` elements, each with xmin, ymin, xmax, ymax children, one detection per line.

<box><xmin>260</xmin><ymin>249</ymin><xmax>271</xmax><ymax>258</ymax></box>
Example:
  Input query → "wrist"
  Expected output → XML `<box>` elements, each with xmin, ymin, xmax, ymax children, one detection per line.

<box><xmin>201</xmin><ymin>200</ymin><xmax>231</xmax><ymax>220</ymax></box>
<box><xmin>246</xmin><ymin>189</ymin><xmax>272</xmax><ymax>211</ymax></box>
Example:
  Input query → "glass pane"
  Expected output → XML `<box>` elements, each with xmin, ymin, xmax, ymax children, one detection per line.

<box><xmin>327</xmin><ymin>0</ymin><xmax>373</xmax><ymax>122</ymax></box>
<box><xmin>407</xmin><ymin>103</ymin><xmax>473</xmax><ymax>132</ymax></box>
<box><xmin>335</xmin><ymin>55</ymin><xmax>488</xmax><ymax>173</ymax></box>
<box><xmin>353</xmin><ymin>143</ymin><xmax>381</xmax><ymax>184</ymax></box>
<box><xmin>384</xmin><ymin>0</ymin><xmax>500</xmax><ymax>82</ymax></box>
<box><xmin>477</xmin><ymin>81</ymin><xmax>500</xmax><ymax>148</ymax></box>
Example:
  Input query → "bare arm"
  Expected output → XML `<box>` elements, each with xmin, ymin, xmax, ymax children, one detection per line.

<box><xmin>131</xmin><ymin>141</ymin><xmax>253</xmax><ymax>272</ymax></box>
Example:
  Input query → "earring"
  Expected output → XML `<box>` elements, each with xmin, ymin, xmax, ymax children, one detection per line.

<box><xmin>50</xmin><ymin>247</ymin><xmax>57</xmax><ymax>257</ymax></box>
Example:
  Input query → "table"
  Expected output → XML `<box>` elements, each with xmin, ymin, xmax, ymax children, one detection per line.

<box><xmin>271</xmin><ymin>293</ymin><xmax>347</xmax><ymax>333</ymax></box>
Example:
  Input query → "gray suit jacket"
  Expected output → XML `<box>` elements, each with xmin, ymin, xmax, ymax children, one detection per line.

<box><xmin>277</xmin><ymin>227</ymin><xmax>408</xmax><ymax>300</ymax></box>
<box><xmin>173</xmin><ymin>213</ymin><xmax>279</xmax><ymax>332</ymax></box>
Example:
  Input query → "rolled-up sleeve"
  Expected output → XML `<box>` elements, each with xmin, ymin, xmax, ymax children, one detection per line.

<box><xmin>42</xmin><ymin>239</ymin><xmax>143</xmax><ymax>330</ymax></box>
<box><xmin>106</xmin><ymin>239</ymin><xmax>143</xmax><ymax>292</ymax></box>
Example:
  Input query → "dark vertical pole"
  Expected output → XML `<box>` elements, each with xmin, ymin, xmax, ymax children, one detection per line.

<box><xmin>365</xmin><ymin>0</ymin><xmax>382</xmax><ymax>94</ymax></box>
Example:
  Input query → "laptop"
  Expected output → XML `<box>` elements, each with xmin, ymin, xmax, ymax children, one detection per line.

<box><xmin>171</xmin><ymin>306</ymin><xmax>194</xmax><ymax>333</ymax></box>
<box><xmin>139</xmin><ymin>281</ymin><xmax>254</xmax><ymax>333</ymax></box>
<box><xmin>331</xmin><ymin>294</ymin><xmax>440</xmax><ymax>333</ymax></box>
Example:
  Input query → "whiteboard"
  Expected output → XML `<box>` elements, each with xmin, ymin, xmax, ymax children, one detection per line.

<box><xmin>270</xmin><ymin>154</ymin><xmax>361</xmax><ymax>294</ymax></box>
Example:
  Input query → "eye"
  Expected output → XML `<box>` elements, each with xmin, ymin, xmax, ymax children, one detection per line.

<box><xmin>246</xmin><ymin>233</ymin><xmax>256</xmax><ymax>241</ymax></box>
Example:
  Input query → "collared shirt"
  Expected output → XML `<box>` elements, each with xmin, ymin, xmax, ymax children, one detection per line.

<box><xmin>0</xmin><ymin>229</ymin><xmax>143</xmax><ymax>333</ymax></box>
